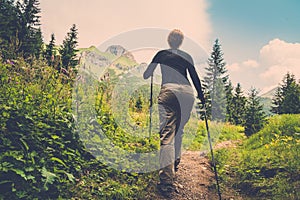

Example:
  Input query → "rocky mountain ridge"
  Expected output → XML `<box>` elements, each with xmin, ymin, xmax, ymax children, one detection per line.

<box><xmin>105</xmin><ymin>45</ymin><xmax>136</xmax><ymax>62</ymax></box>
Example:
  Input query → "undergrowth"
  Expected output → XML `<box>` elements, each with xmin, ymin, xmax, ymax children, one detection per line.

<box><xmin>0</xmin><ymin>59</ymin><xmax>157</xmax><ymax>199</ymax></box>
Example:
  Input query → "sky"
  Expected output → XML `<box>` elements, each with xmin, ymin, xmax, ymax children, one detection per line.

<box><xmin>40</xmin><ymin>0</ymin><xmax>300</xmax><ymax>94</ymax></box>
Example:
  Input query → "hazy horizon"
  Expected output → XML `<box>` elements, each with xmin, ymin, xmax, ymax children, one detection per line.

<box><xmin>40</xmin><ymin>0</ymin><xmax>300</xmax><ymax>94</ymax></box>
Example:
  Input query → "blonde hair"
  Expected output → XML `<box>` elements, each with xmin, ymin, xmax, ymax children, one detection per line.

<box><xmin>167</xmin><ymin>29</ymin><xmax>184</xmax><ymax>49</ymax></box>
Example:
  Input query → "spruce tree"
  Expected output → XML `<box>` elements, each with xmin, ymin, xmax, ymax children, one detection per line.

<box><xmin>17</xmin><ymin>0</ymin><xmax>42</xmax><ymax>59</ymax></box>
<box><xmin>211</xmin><ymin>78</ymin><xmax>227</xmax><ymax>121</ymax></box>
<box><xmin>0</xmin><ymin>0</ymin><xmax>21</xmax><ymax>59</ymax></box>
<box><xmin>32</xmin><ymin>27</ymin><xmax>43</xmax><ymax>58</ymax></box>
<box><xmin>202</xmin><ymin>39</ymin><xmax>228</xmax><ymax>121</ymax></box>
<box><xmin>0</xmin><ymin>0</ymin><xmax>42</xmax><ymax>59</ymax></box>
<box><xmin>230</xmin><ymin>83</ymin><xmax>247</xmax><ymax>125</ymax></box>
<box><xmin>271</xmin><ymin>73</ymin><xmax>300</xmax><ymax>114</ymax></box>
<box><xmin>225</xmin><ymin>81</ymin><xmax>235</xmax><ymax>122</ymax></box>
<box><xmin>45</xmin><ymin>33</ymin><xmax>56</xmax><ymax>66</ymax></box>
<box><xmin>60</xmin><ymin>24</ymin><xmax>79</xmax><ymax>70</ymax></box>
<box><xmin>244</xmin><ymin>88</ymin><xmax>266</xmax><ymax>136</ymax></box>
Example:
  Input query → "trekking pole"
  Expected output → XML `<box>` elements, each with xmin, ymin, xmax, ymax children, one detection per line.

<box><xmin>148</xmin><ymin>75</ymin><xmax>153</xmax><ymax>142</ymax></box>
<box><xmin>197</xmin><ymin>100</ymin><xmax>222</xmax><ymax>200</ymax></box>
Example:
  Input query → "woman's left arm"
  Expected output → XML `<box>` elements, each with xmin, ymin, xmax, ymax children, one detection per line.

<box><xmin>143</xmin><ymin>51</ymin><xmax>161</xmax><ymax>79</ymax></box>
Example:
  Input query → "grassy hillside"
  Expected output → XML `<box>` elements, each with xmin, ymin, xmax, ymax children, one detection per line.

<box><xmin>79</xmin><ymin>46</ymin><xmax>117</xmax><ymax>61</ymax></box>
<box><xmin>216</xmin><ymin>114</ymin><xmax>300</xmax><ymax>199</ymax></box>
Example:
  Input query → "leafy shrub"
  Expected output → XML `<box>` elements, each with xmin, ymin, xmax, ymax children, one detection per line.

<box><xmin>0</xmin><ymin>59</ymin><xmax>158</xmax><ymax>199</ymax></box>
<box><xmin>0</xmin><ymin>59</ymin><xmax>90</xmax><ymax>199</ymax></box>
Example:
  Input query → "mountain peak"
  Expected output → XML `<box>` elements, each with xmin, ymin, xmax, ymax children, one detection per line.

<box><xmin>105</xmin><ymin>45</ymin><xmax>127</xmax><ymax>56</ymax></box>
<box><xmin>105</xmin><ymin>45</ymin><xmax>136</xmax><ymax>62</ymax></box>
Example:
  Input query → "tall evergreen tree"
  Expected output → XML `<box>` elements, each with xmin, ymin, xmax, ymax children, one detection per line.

<box><xmin>0</xmin><ymin>0</ymin><xmax>42</xmax><ymax>59</ymax></box>
<box><xmin>45</xmin><ymin>33</ymin><xmax>56</xmax><ymax>66</ymax></box>
<box><xmin>0</xmin><ymin>0</ymin><xmax>21</xmax><ymax>59</ymax></box>
<box><xmin>230</xmin><ymin>83</ymin><xmax>247</xmax><ymax>125</ymax></box>
<box><xmin>60</xmin><ymin>24</ymin><xmax>79</xmax><ymax>70</ymax></box>
<box><xmin>32</xmin><ymin>27</ymin><xmax>43</xmax><ymax>58</ymax></box>
<box><xmin>211</xmin><ymin>78</ymin><xmax>227</xmax><ymax>121</ymax></box>
<box><xmin>225</xmin><ymin>81</ymin><xmax>235</xmax><ymax>122</ymax></box>
<box><xmin>244</xmin><ymin>88</ymin><xmax>266</xmax><ymax>136</ymax></box>
<box><xmin>271</xmin><ymin>72</ymin><xmax>300</xmax><ymax>114</ymax></box>
<box><xmin>17</xmin><ymin>0</ymin><xmax>42</xmax><ymax>59</ymax></box>
<box><xmin>202</xmin><ymin>39</ymin><xmax>228</xmax><ymax>121</ymax></box>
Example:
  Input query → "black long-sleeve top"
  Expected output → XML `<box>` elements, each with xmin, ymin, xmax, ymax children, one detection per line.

<box><xmin>143</xmin><ymin>49</ymin><xmax>204</xmax><ymax>100</ymax></box>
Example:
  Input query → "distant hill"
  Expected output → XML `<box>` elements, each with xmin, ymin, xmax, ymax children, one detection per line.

<box><xmin>260</xmin><ymin>87</ymin><xmax>277</xmax><ymax>99</ymax></box>
<box><xmin>259</xmin><ymin>87</ymin><xmax>278</xmax><ymax>116</ymax></box>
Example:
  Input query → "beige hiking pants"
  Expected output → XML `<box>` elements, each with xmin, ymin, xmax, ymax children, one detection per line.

<box><xmin>158</xmin><ymin>83</ymin><xmax>194</xmax><ymax>184</ymax></box>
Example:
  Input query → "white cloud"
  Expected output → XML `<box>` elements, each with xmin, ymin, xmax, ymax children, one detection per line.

<box><xmin>259</xmin><ymin>39</ymin><xmax>300</xmax><ymax>85</ymax></box>
<box><xmin>227</xmin><ymin>63</ymin><xmax>240</xmax><ymax>72</ymax></box>
<box><xmin>227</xmin><ymin>39</ymin><xmax>300</xmax><ymax>93</ymax></box>
<box><xmin>260</xmin><ymin>39</ymin><xmax>300</xmax><ymax>66</ymax></box>
<box><xmin>242</xmin><ymin>59</ymin><xmax>259</xmax><ymax>68</ymax></box>
<box><xmin>227</xmin><ymin>59</ymin><xmax>259</xmax><ymax>74</ymax></box>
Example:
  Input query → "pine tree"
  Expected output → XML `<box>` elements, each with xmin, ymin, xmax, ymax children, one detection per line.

<box><xmin>230</xmin><ymin>83</ymin><xmax>247</xmax><ymax>125</ymax></box>
<box><xmin>244</xmin><ymin>88</ymin><xmax>266</xmax><ymax>136</ymax></box>
<box><xmin>17</xmin><ymin>0</ymin><xmax>42</xmax><ymax>59</ymax></box>
<box><xmin>211</xmin><ymin>78</ymin><xmax>227</xmax><ymax>121</ymax></box>
<box><xmin>0</xmin><ymin>0</ymin><xmax>21</xmax><ymax>59</ymax></box>
<box><xmin>60</xmin><ymin>24</ymin><xmax>79</xmax><ymax>70</ymax></box>
<box><xmin>45</xmin><ymin>33</ymin><xmax>56</xmax><ymax>66</ymax></box>
<box><xmin>32</xmin><ymin>27</ymin><xmax>43</xmax><ymax>58</ymax></box>
<box><xmin>202</xmin><ymin>39</ymin><xmax>228</xmax><ymax>121</ymax></box>
<box><xmin>271</xmin><ymin>73</ymin><xmax>300</xmax><ymax>114</ymax></box>
<box><xmin>0</xmin><ymin>0</ymin><xmax>42</xmax><ymax>59</ymax></box>
<box><xmin>225</xmin><ymin>81</ymin><xmax>235</xmax><ymax>122</ymax></box>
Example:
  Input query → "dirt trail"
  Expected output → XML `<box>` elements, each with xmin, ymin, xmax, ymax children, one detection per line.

<box><xmin>146</xmin><ymin>141</ymin><xmax>243</xmax><ymax>200</ymax></box>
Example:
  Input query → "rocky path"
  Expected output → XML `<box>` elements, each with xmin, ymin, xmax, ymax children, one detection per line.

<box><xmin>146</xmin><ymin>141</ymin><xmax>244</xmax><ymax>200</ymax></box>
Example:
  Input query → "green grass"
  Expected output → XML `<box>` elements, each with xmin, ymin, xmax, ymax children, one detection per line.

<box><xmin>187</xmin><ymin>121</ymin><xmax>245</xmax><ymax>151</ymax></box>
<box><xmin>111</xmin><ymin>55</ymin><xmax>138</xmax><ymax>68</ymax></box>
<box><xmin>67</xmin><ymin>160</ymin><xmax>156</xmax><ymax>200</ymax></box>
<box><xmin>215</xmin><ymin>114</ymin><xmax>300</xmax><ymax>200</ymax></box>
